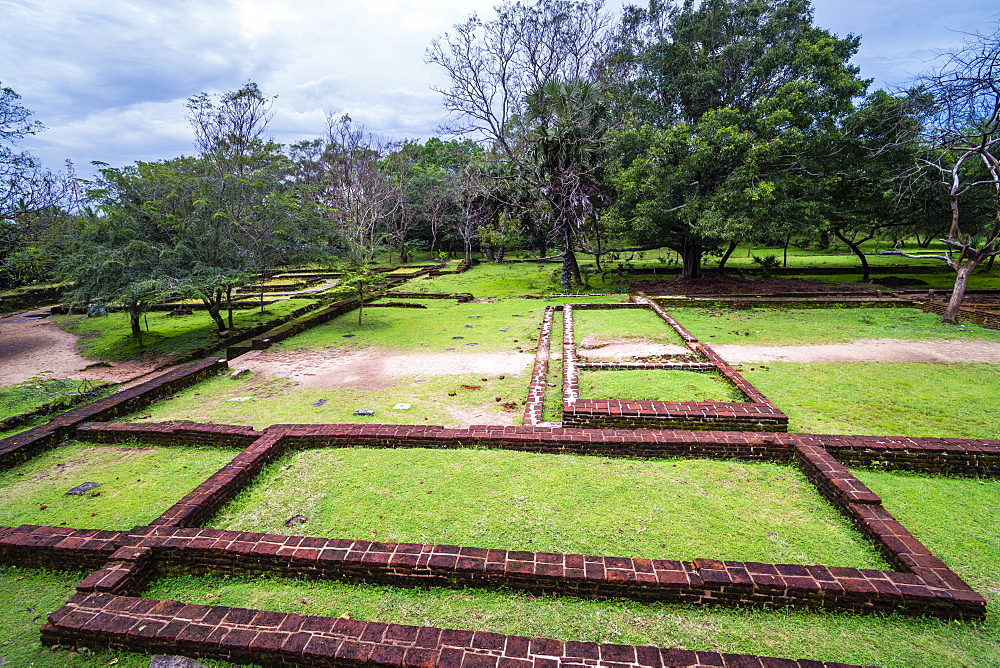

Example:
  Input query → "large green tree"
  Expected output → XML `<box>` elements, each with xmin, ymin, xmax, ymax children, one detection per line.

<box><xmin>607</xmin><ymin>0</ymin><xmax>868</xmax><ymax>278</ymax></box>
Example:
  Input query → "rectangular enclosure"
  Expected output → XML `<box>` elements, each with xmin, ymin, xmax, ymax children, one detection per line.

<box><xmin>205</xmin><ymin>446</ymin><xmax>886</xmax><ymax>569</ymax></box>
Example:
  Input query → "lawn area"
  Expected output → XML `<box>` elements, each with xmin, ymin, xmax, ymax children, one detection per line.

<box><xmin>207</xmin><ymin>447</ymin><xmax>885</xmax><ymax>568</ymax></box>
<box><xmin>402</xmin><ymin>261</ymin><xmax>632</xmax><ymax>297</ymax></box>
<box><xmin>0</xmin><ymin>440</ymin><xmax>239</xmax><ymax>530</ymax></box>
<box><xmin>741</xmin><ymin>362</ymin><xmax>1000</xmax><ymax>438</ymax></box>
<box><xmin>578</xmin><ymin>368</ymin><xmax>745</xmax><ymax>402</ymax></box>
<box><xmin>129</xmin><ymin>369</ymin><xmax>530</xmax><ymax>429</ymax></box>
<box><xmin>52</xmin><ymin>298</ymin><xmax>318</xmax><ymax>361</ymax></box>
<box><xmin>671</xmin><ymin>306</ymin><xmax>1000</xmax><ymax>346</ymax></box>
<box><xmin>148</xmin><ymin>469</ymin><xmax>1000</xmax><ymax>667</ymax></box>
<box><xmin>572</xmin><ymin>306</ymin><xmax>684</xmax><ymax>346</ymax></box>
<box><xmin>281</xmin><ymin>298</ymin><xmax>548</xmax><ymax>354</ymax></box>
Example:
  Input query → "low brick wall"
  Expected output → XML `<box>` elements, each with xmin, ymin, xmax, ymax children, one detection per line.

<box><xmin>0</xmin><ymin>358</ymin><xmax>226</xmax><ymax>472</ymax></box>
<box><xmin>4</xmin><ymin>419</ymin><xmax>995</xmax><ymax>665</ymax></box>
<box><xmin>522</xmin><ymin>306</ymin><xmax>555</xmax><ymax>425</ymax></box>
<box><xmin>41</xmin><ymin>591</ymin><xmax>856</xmax><ymax>668</ymax></box>
<box><xmin>914</xmin><ymin>299</ymin><xmax>1000</xmax><ymax>329</ymax></box>
<box><xmin>384</xmin><ymin>291</ymin><xmax>475</xmax><ymax>302</ymax></box>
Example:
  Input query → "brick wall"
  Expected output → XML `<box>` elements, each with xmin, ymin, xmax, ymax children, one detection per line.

<box><xmin>0</xmin><ymin>358</ymin><xmax>227</xmax><ymax>472</ymax></box>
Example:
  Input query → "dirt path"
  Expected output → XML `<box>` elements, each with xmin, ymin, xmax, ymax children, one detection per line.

<box><xmin>0</xmin><ymin>309</ymin><xmax>167</xmax><ymax>386</ymax></box>
<box><xmin>231</xmin><ymin>348</ymin><xmax>536</xmax><ymax>390</ymax></box>
<box><xmin>713</xmin><ymin>338</ymin><xmax>1000</xmax><ymax>363</ymax></box>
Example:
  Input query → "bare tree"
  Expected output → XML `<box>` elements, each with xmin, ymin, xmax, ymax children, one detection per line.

<box><xmin>892</xmin><ymin>27</ymin><xmax>1000</xmax><ymax>323</ymax></box>
<box><xmin>427</xmin><ymin>0</ymin><xmax>615</xmax><ymax>289</ymax></box>
<box><xmin>317</xmin><ymin>114</ymin><xmax>402</xmax><ymax>266</ymax></box>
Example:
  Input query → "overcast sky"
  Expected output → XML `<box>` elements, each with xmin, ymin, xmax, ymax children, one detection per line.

<box><xmin>2</xmin><ymin>0</ymin><xmax>997</xmax><ymax>180</ymax></box>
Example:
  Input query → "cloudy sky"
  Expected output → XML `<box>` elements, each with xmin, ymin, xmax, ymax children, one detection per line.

<box><xmin>2</xmin><ymin>0</ymin><xmax>997</xmax><ymax>180</ymax></box>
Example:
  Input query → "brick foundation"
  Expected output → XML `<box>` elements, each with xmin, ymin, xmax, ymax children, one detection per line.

<box><xmin>559</xmin><ymin>303</ymin><xmax>788</xmax><ymax>431</ymax></box>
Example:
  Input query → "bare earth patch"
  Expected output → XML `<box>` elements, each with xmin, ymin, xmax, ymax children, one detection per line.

<box><xmin>578</xmin><ymin>336</ymin><xmax>690</xmax><ymax>361</ymax></box>
<box><xmin>714</xmin><ymin>338</ymin><xmax>1000</xmax><ymax>363</ymax></box>
<box><xmin>0</xmin><ymin>311</ymin><xmax>167</xmax><ymax>386</ymax></box>
<box><xmin>232</xmin><ymin>348</ymin><xmax>535</xmax><ymax>390</ymax></box>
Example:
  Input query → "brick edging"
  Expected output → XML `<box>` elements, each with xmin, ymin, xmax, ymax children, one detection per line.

<box><xmin>42</xmin><ymin>592</ymin><xmax>864</xmax><ymax>668</ymax></box>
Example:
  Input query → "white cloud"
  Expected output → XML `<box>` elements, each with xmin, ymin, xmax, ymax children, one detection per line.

<box><xmin>1</xmin><ymin>0</ymin><xmax>997</xmax><ymax>178</ymax></box>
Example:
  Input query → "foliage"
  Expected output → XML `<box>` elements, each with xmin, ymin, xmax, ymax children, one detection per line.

<box><xmin>606</xmin><ymin>0</ymin><xmax>868</xmax><ymax>279</ymax></box>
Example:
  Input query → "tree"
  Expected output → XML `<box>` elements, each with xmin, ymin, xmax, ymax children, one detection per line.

<box><xmin>607</xmin><ymin>0</ymin><xmax>867</xmax><ymax>278</ymax></box>
<box><xmin>1</xmin><ymin>83</ymin><xmax>70</xmax><ymax>288</ymax></box>
<box><xmin>312</xmin><ymin>114</ymin><xmax>403</xmax><ymax>266</ymax></box>
<box><xmin>428</xmin><ymin>0</ymin><xmax>616</xmax><ymax>288</ymax></box>
<box><xmin>890</xmin><ymin>26</ymin><xmax>1000</xmax><ymax>323</ymax></box>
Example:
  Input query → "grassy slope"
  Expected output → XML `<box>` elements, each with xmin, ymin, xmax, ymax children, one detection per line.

<box><xmin>208</xmin><ymin>448</ymin><xmax>885</xmax><ymax>568</ymax></box>
<box><xmin>743</xmin><ymin>362</ymin><xmax>1000</xmax><ymax>438</ymax></box>
<box><xmin>0</xmin><ymin>441</ymin><xmax>238</xmax><ymax>530</ymax></box>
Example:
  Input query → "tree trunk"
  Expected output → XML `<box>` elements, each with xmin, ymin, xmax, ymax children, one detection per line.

<box><xmin>227</xmin><ymin>285</ymin><xmax>235</xmax><ymax>329</ymax></box>
<box><xmin>128</xmin><ymin>302</ymin><xmax>143</xmax><ymax>346</ymax></box>
<box><xmin>832</xmin><ymin>229</ymin><xmax>871</xmax><ymax>282</ymax></box>
<box><xmin>680</xmin><ymin>242</ymin><xmax>703</xmax><ymax>280</ymax></box>
<box><xmin>561</xmin><ymin>225</ymin><xmax>578</xmax><ymax>291</ymax></box>
<box><xmin>783</xmin><ymin>233</ymin><xmax>791</xmax><ymax>267</ymax></box>
<box><xmin>942</xmin><ymin>260</ymin><xmax>977</xmax><ymax>324</ymax></box>
<box><xmin>717</xmin><ymin>241</ymin><xmax>738</xmax><ymax>275</ymax></box>
<box><xmin>203</xmin><ymin>291</ymin><xmax>226</xmax><ymax>332</ymax></box>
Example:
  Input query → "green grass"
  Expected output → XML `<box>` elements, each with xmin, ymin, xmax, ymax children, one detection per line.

<box><xmin>207</xmin><ymin>448</ymin><xmax>885</xmax><ymax>568</ymax></box>
<box><xmin>0</xmin><ymin>440</ymin><xmax>239</xmax><ymax>530</ymax></box>
<box><xmin>401</xmin><ymin>262</ymin><xmax>633</xmax><ymax>297</ymax></box>
<box><xmin>128</xmin><ymin>370</ymin><xmax>530</xmax><ymax>429</ymax></box>
<box><xmin>52</xmin><ymin>298</ymin><xmax>317</xmax><ymax>361</ymax></box>
<box><xmin>851</xmin><ymin>469</ymin><xmax>999</xmax><ymax>596</ymax></box>
<box><xmin>146</xmin><ymin>469</ymin><xmax>1000</xmax><ymax>667</ymax></box>
<box><xmin>573</xmin><ymin>307</ymin><xmax>684</xmax><ymax>346</ymax></box>
<box><xmin>579</xmin><ymin>369</ymin><xmax>746</xmax><ymax>402</ymax></box>
<box><xmin>0</xmin><ymin>378</ymin><xmax>103</xmax><ymax>421</ymax></box>
<box><xmin>281</xmin><ymin>299</ymin><xmax>545</xmax><ymax>354</ymax></box>
<box><xmin>0</xmin><ymin>565</ymin><xmax>242</xmax><ymax>666</ymax></box>
<box><xmin>742</xmin><ymin>362</ymin><xmax>1000</xmax><ymax>438</ymax></box>
<box><xmin>672</xmin><ymin>307</ymin><xmax>1000</xmax><ymax>346</ymax></box>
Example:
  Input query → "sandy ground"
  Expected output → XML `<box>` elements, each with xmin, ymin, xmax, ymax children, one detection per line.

<box><xmin>578</xmin><ymin>341</ymin><xmax>692</xmax><ymax>360</ymax></box>
<box><xmin>231</xmin><ymin>348</ymin><xmax>536</xmax><ymax>391</ymax></box>
<box><xmin>714</xmin><ymin>338</ymin><xmax>1000</xmax><ymax>363</ymax></box>
<box><xmin>0</xmin><ymin>310</ymin><xmax>168</xmax><ymax>386</ymax></box>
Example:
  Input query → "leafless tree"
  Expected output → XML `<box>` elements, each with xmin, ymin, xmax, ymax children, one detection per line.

<box><xmin>317</xmin><ymin>114</ymin><xmax>403</xmax><ymax>265</ymax></box>
<box><xmin>427</xmin><ymin>0</ymin><xmax>615</xmax><ymax>289</ymax></box>
<box><xmin>891</xmin><ymin>26</ymin><xmax>1000</xmax><ymax>323</ymax></box>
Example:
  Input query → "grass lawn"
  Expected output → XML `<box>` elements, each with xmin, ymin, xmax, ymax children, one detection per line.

<box><xmin>671</xmin><ymin>307</ymin><xmax>1000</xmax><ymax>346</ymax></box>
<box><xmin>128</xmin><ymin>369</ymin><xmax>530</xmax><ymax>429</ymax></box>
<box><xmin>403</xmin><ymin>262</ymin><xmax>632</xmax><ymax>297</ymax></box>
<box><xmin>573</xmin><ymin>307</ymin><xmax>684</xmax><ymax>346</ymax></box>
<box><xmin>148</xmin><ymin>469</ymin><xmax>999</xmax><ymax>667</ymax></box>
<box><xmin>52</xmin><ymin>298</ymin><xmax>317</xmax><ymax>361</ymax></box>
<box><xmin>578</xmin><ymin>369</ymin><xmax>746</xmax><ymax>402</ymax></box>
<box><xmin>742</xmin><ymin>362</ymin><xmax>1000</xmax><ymax>438</ymax></box>
<box><xmin>282</xmin><ymin>298</ymin><xmax>547</xmax><ymax>354</ymax></box>
<box><xmin>0</xmin><ymin>440</ymin><xmax>239</xmax><ymax>530</ymax></box>
<box><xmin>207</xmin><ymin>448</ymin><xmax>885</xmax><ymax>568</ymax></box>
